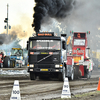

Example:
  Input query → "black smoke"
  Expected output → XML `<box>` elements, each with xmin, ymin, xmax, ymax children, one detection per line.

<box><xmin>32</xmin><ymin>0</ymin><xmax>75</xmax><ymax>32</ymax></box>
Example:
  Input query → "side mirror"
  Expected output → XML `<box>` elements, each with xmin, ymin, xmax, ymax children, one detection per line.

<box><xmin>64</xmin><ymin>42</ymin><xmax>66</xmax><ymax>50</ymax></box>
<box><xmin>62</xmin><ymin>41</ymin><xmax>66</xmax><ymax>50</ymax></box>
<box><xmin>27</xmin><ymin>41</ymin><xmax>29</xmax><ymax>50</ymax></box>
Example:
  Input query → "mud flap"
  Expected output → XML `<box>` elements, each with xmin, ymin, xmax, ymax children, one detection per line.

<box><xmin>74</xmin><ymin>65</ymin><xmax>81</xmax><ymax>79</ymax></box>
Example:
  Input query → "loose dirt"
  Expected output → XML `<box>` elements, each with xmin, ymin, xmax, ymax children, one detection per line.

<box><xmin>0</xmin><ymin>68</ymin><xmax>100</xmax><ymax>100</ymax></box>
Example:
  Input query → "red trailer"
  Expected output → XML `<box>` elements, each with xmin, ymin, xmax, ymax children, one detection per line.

<box><xmin>67</xmin><ymin>31</ymin><xmax>93</xmax><ymax>79</ymax></box>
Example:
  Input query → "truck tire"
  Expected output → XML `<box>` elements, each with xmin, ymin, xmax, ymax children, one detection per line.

<box><xmin>3</xmin><ymin>56</ymin><xmax>10</xmax><ymax>68</ymax></box>
<box><xmin>0</xmin><ymin>63</ymin><xmax>3</xmax><ymax>68</ymax></box>
<box><xmin>74</xmin><ymin>65</ymin><xmax>80</xmax><ymax>79</ymax></box>
<box><xmin>30</xmin><ymin>72</ymin><xmax>36</xmax><ymax>80</ymax></box>
<box><xmin>58</xmin><ymin>67</ymin><xmax>65</xmax><ymax>81</ymax></box>
<box><xmin>39</xmin><ymin>76</ymin><xmax>44</xmax><ymax>80</ymax></box>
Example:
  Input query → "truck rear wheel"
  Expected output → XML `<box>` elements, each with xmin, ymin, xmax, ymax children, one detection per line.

<box><xmin>3</xmin><ymin>56</ymin><xmax>10</xmax><ymax>68</ymax></box>
<box><xmin>30</xmin><ymin>72</ymin><xmax>36</xmax><ymax>80</ymax></box>
<box><xmin>58</xmin><ymin>67</ymin><xmax>65</xmax><ymax>81</ymax></box>
<box><xmin>74</xmin><ymin>65</ymin><xmax>80</xmax><ymax>79</ymax></box>
<box><xmin>0</xmin><ymin>63</ymin><xmax>3</xmax><ymax>68</ymax></box>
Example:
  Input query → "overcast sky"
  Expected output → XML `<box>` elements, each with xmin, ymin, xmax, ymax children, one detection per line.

<box><xmin>0</xmin><ymin>0</ymin><xmax>35</xmax><ymax>48</ymax></box>
<box><xmin>0</xmin><ymin>0</ymin><xmax>35</xmax><ymax>36</ymax></box>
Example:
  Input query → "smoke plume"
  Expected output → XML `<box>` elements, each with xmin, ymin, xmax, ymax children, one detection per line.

<box><xmin>0</xmin><ymin>25</ymin><xmax>26</xmax><ymax>45</ymax></box>
<box><xmin>0</xmin><ymin>33</ymin><xmax>21</xmax><ymax>51</ymax></box>
<box><xmin>10</xmin><ymin>25</ymin><xmax>28</xmax><ymax>38</ymax></box>
<box><xmin>0</xmin><ymin>25</ymin><xmax>25</xmax><ymax>50</ymax></box>
<box><xmin>32</xmin><ymin>0</ymin><xmax>75</xmax><ymax>32</ymax></box>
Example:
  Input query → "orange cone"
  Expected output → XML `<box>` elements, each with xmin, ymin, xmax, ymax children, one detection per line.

<box><xmin>97</xmin><ymin>77</ymin><xmax>100</xmax><ymax>91</ymax></box>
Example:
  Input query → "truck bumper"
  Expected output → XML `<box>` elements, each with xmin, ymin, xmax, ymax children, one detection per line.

<box><xmin>28</xmin><ymin>67</ymin><xmax>63</xmax><ymax>77</ymax></box>
<box><xmin>28</xmin><ymin>67</ymin><xmax>62</xmax><ymax>73</ymax></box>
<box><xmin>28</xmin><ymin>64</ymin><xmax>62</xmax><ymax>71</ymax></box>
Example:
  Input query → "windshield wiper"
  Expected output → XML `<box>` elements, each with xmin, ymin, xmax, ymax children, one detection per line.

<box><xmin>37</xmin><ymin>54</ymin><xmax>52</xmax><ymax>63</ymax></box>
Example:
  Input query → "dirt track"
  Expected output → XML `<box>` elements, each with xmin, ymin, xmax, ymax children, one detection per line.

<box><xmin>0</xmin><ymin>68</ymin><xmax>100</xmax><ymax>100</ymax></box>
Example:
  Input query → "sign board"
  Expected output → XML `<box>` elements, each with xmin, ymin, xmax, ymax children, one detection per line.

<box><xmin>37</xmin><ymin>32</ymin><xmax>54</xmax><ymax>37</ymax></box>
<box><xmin>74</xmin><ymin>33</ymin><xmax>86</xmax><ymax>38</ymax></box>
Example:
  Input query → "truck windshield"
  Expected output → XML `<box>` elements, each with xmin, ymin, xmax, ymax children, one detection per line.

<box><xmin>74</xmin><ymin>39</ymin><xmax>85</xmax><ymax>46</ymax></box>
<box><xmin>30</xmin><ymin>40</ymin><xmax>61</xmax><ymax>50</ymax></box>
<box><xmin>11</xmin><ymin>49</ymin><xmax>23</xmax><ymax>56</ymax></box>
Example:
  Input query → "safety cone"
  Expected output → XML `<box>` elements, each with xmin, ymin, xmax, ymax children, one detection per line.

<box><xmin>97</xmin><ymin>77</ymin><xmax>100</xmax><ymax>91</ymax></box>
<box><xmin>61</xmin><ymin>78</ymin><xmax>71</xmax><ymax>98</ymax></box>
<box><xmin>10</xmin><ymin>80</ymin><xmax>21</xmax><ymax>100</ymax></box>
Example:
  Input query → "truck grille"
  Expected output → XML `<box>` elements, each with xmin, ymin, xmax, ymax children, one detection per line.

<box><xmin>29</xmin><ymin>54</ymin><xmax>60</xmax><ymax>64</ymax></box>
<box><xmin>35</xmin><ymin>64</ymin><xmax>53</xmax><ymax>68</ymax></box>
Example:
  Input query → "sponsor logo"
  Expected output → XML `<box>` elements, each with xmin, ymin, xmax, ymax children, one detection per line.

<box><xmin>73</xmin><ymin>50</ymin><xmax>84</xmax><ymax>54</ymax></box>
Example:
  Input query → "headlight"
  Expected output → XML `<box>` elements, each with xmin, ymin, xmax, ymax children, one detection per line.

<box><xmin>20</xmin><ymin>56</ymin><xmax>23</xmax><ymax>59</ymax></box>
<box><xmin>17</xmin><ymin>56</ymin><xmax>20</xmax><ymax>59</ymax></box>
<box><xmin>30</xmin><ymin>64</ymin><xmax>34</xmax><ymax>67</ymax></box>
<box><xmin>55</xmin><ymin>64</ymin><xmax>59</xmax><ymax>68</ymax></box>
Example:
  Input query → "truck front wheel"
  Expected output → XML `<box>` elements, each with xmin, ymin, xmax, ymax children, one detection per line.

<box><xmin>30</xmin><ymin>72</ymin><xmax>36</xmax><ymax>80</ymax></box>
<box><xmin>58</xmin><ymin>67</ymin><xmax>65</xmax><ymax>81</ymax></box>
<box><xmin>3</xmin><ymin>56</ymin><xmax>10</xmax><ymax>68</ymax></box>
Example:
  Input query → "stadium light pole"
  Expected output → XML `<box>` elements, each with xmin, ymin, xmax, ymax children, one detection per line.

<box><xmin>4</xmin><ymin>4</ymin><xmax>11</xmax><ymax>56</ymax></box>
<box><xmin>7</xmin><ymin>4</ymin><xmax>8</xmax><ymax>37</ymax></box>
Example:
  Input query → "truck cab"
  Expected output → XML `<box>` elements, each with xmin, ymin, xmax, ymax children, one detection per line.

<box><xmin>27</xmin><ymin>32</ymin><xmax>67</xmax><ymax>81</ymax></box>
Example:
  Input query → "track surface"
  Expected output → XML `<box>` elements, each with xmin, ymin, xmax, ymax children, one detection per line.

<box><xmin>0</xmin><ymin>68</ymin><xmax>100</xmax><ymax>100</ymax></box>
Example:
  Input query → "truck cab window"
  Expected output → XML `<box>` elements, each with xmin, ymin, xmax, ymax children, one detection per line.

<box><xmin>30</xmin><ymin>41</ymin><xmax>32</xmax><ymax>48</ymax></box>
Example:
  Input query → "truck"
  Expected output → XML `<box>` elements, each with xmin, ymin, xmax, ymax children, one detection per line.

<box><xmin>10</xmin><ymin>48</ymin><xmax>24</xmax><ymax>68</ymax></box>
<box><xmin>67</xmin><ymin>31</ymin><xmax>93</xmax><ymax>79</ymax></box>
<box><xmin>27</xmin><ymin>32</ymin><xmax>74</xmax><ymax>81</ymax></box>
